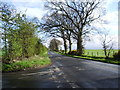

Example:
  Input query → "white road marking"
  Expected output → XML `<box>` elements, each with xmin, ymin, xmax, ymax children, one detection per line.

<box><xmin>68</xmin><ymin>82</ymin><xmax>80</xmax><ymax>88</ymax></box>
<box><xmin>78</xmin><ymin>68</ymin><xmax>85</xmax><ymax>71</ymax></box>
<box><xmin>20</xmin><ymin>60</ymin><xmax>80</xmax><ymax>88</ymax></box>
<box><xmin>51</xmin><ymin>63</ymin><xmax>81</xmax><ymax>88</ymax></box>
<box><xmin>21</xmin><ymin>70</ymin><xmax>54</xmax><ymax>76</ymax></box>
<box><xmin>54</xmin><ymin>67</ymin><xmax>60</xmax><ymax>72</ymax></box>
<box><xmin>58</xmin><ymin>72</ymin><xmax>63</xmax><ymax>76</ymax></box>
<box><xmin>55</xmin><ymin>57</ymin><xmax>62</xmax><ymax>60</ymax></box>
<box><xmin>56</xmin><ymin>62</ymin><xmax>63</xmax><ymax>67</ymax></box>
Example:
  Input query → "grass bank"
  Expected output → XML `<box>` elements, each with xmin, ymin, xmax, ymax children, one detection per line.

<box><xmin>0</xmin><ymin>49</ymin><xmax>2</xmax><ymax>57</ymax></box>
<box><xmin>57</xmin><ymin>52</ymin><xmax>120</xmax><ymax>65</ymax></box>
<box><xmin>2</xmin><ymin>51</ymin><xmax>51</xmax><ymax>72</ymax></box>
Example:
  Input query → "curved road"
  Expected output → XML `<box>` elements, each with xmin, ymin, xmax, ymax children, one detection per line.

<box><xmin>2</xmin><ymin>51</ymin><xmax>120</xmax><ymax>88</ymax></box>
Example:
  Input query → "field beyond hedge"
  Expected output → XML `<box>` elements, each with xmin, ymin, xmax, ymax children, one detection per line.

<box><xmin>84</xmin><ymin>49</ymin><xmax>118</xmax><ymax>58</ymax></box>
<box><xmin>58</xmin><ymin>49</ymin><xmax>120</xmax><ymax>65</ymax></box>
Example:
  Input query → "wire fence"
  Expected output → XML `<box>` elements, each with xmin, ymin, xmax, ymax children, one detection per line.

<box><xmin>83</xmin><ymin>50</ymin><xmax>118</xmax><ymax>58</ymax></box>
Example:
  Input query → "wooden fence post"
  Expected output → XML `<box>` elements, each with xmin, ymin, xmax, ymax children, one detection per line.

<box><xmin>87</xmin><ymin>52</ymin><xmax>89</xmax><ymax>55</ymax></box>
<box><xmin>97</xmin><ymin>52</ymin><xmax>99</xmax><ymax>57</ymax></box>
<box><xmin>92</xmin><ymin>52</ymin><xmax>93</xmax><ymax>56</ymax></box>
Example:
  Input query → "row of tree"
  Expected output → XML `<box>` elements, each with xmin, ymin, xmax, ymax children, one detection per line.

<box><xmin>49</xmin><ymin>38</ymin><xmax>62</xmax><ymax>51</ymax></box>
<box><xmin>0</xmin><ymin>2</ymin><xmax>45</xmax><ymax>63</ymax></box>
<box><xmin>41</xmin><ymin>0</ymin><xmax>104</xmax><ymax>55</ymax></box>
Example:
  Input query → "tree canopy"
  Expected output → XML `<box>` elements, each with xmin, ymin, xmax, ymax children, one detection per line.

<box><xmin>41</xmin><ymin>0</ymin><xmax>104</xmax><ymax>55</ymax></box>
<box><xmin>0</xmin><ymin>2</ymin><xmax>47</xmax><ymax>63</ymax></box>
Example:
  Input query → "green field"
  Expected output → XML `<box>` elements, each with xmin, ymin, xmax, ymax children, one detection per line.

<box><xmin>0</xmin><ymin>49</ymin><xmax>2</xmax><ymax>57</ymax></box>
<box><xmin>84</xmin><ymin>49</ymin><xmax>118</xmax><ymax>58</ymax></box>
<box><xmin>57</xmin><ymin>49</ymin><xmax>120</xmax><ymax>65</ymax></box>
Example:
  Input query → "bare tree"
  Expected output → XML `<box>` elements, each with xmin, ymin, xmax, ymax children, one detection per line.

<box><xmin>43</xmin><ymin>0</ymin><xmax>104</xmax><ymax>55</ymax></box>
<box><xmin>41</xmin><ymin>12</ymin><xmax>70</xmax><ymax>53</ymax></box>
<box><xmin>98</xmin><ymin>31</ymin><xmax>114</xmax><ymax>59</ymax></box>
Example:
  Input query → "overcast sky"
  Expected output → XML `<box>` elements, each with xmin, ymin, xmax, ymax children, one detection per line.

<box><xmin>0</xmin><ymin>0</ymin><xmax>119</xmax><ymax>49</ymax></box>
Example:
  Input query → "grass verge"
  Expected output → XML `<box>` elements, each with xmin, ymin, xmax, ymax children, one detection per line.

<box><xmin>2</xmin><ymin>52</ymin><xmax>51</xmax><ymax>72</ymax></box>
<box><xmin>0</xmin><ymin>49</ymin><xmax>2</xmax><ymax>58</ymax></box>
<box><xmin>57</xmin><ymin>52</ymin><xmax>120</xmax><ymax>65</ymax></box>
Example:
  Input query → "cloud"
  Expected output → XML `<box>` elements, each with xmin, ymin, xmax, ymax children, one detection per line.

<box><xmin>103</xmin><ymin>11</ymin><xmax>118</xmax><ymax>34</ymax></box>
<box><xmin>102</xmin><ymin>11</ymin><xmax>118</xmax><ymax>24</ymax></box>
<box><xmin>10</xmin><ymin>1</ymin><xmax>47</xmax><ymax>20</ymax></box>
<box><xmin>2</xmin><ymin>0</ymin><xmax>65</xmax><ymax>3</ymax></box>
<box><xmin>104</xmin><ymin>0</ymin><xmax>119</xmax><ymax>10</ymax></box>
<box><xmin>16</xmin><ymin>7</ymin><xmax>47</xmax><ymax>19</ymax></box>
<box><xmin>10</xmin><ymin>0</ymin><xmax>43</xmax><ymax>3</ymax></box>
<box><xmin>11</xmin><ymin>1</ymin><xmax>44</xmax><ymax>8</ymax></box>
<box><xmin>85</xmin><ymin>34</ymin><xmax>118</xmax><ymax>49</ymax></box>
<box><xmin>93</xmin><ymin>10</ymin><xmax>118</xmax><ymax>35</ymax></box>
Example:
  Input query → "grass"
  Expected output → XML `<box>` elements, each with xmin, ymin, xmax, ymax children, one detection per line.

<box><xmin>0</xmin><ymin>49</ymin><xmax>2</xmax><ymax>57</ymax></box>
<box><xmin>57</xmin><ymin>50</ymin><xmax>120</xmax><ymax>65</ymax></box>
<box><xmin>2</xmin><ymin>52</ymin><xmax>51</xmax><ymax>72</ymax></box>
<box><xmin>84</xmin><ymin>49</ymin><xmax>118</xmax><ymax>58</ymax></box>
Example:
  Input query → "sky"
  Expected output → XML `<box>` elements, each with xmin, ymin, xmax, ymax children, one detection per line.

<box><xmin>0</xmin><ymin>0</ymin><xmax>119</xmax><ymax>49</ymax></box>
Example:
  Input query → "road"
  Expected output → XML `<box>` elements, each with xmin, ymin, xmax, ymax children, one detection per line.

<box><xmin>2</xmin><ymin>51</ymin><xmax>120</xmax><ymax>88</ymax></box>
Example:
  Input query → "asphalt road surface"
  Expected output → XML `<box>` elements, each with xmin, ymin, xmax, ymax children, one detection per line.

<box><xmin>2</xmin><ymin>51</ymin><xmax>120</xmax><ymax>88</ymax></box>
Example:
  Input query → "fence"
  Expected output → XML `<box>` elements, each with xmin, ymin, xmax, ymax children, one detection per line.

<box><xmin>84</xmin><ymin>50</ymin><xmax>118</xmax><ymax>58</ymax></box>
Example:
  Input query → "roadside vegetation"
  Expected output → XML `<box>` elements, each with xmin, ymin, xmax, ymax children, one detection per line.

<box><xmin>0</xmin><ymin>2</ymin><xmax>51</xmax><ymax>72</ymax></box>
<box><xmin>2</xmin><ymin>52</ymin><xmax>51</xmax><ymax>72</ymax></box>
<box><xmin>0</xmin><ymin>49</ymin><xmax>2</xmax><ymax>57</ymax></box>
<box><xmin>57</xmin><ymin>49</ymin><xmax>120</xmax><ymax>65</ymax></box>
<box><xmin>83</xmin><ymin>49</ymin><xmax>118</xmax><ymax>58</ymax></box>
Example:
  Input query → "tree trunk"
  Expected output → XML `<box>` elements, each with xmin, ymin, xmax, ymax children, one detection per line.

<box><xmin>54</xmin><ymin>39</ymin><xmax>58</xmax><ymax>51</ymax></box>
<box><xmin>77</xmin><ymin>31</ymin><xmax>83</xmax><ymax>56</ymax></box>
<box><xmin>63</xmin><ymin>37</ymin><xmax>67</xmax><ymax>53</ymax></box>
<box><xmin>68</xmin><ymin>37</ymin><xmax>72</xmax><ymax>52</ymax></box>
<box><xmin>103</xmin><ymin>44</ymin><xmax>108</xmax><ymax>59</ymax></box>
<box><xmin>3</xmin><ymin>28</ymin><xmax>9</xmax><ymax>63</ymax></box>
<box><xmin>4</xmin><ymin>29</ymin><xmax>8</xmax><ymax>57</ymax></box>
<box><xmin>61</xmin><ymin>30</ymin><xmax>67</xmax><ymax>53</ymax></box>
<box><xmin>104</xmin><ymin>48</ymin><xmax>108</xmax><ymax>59</ymax></box>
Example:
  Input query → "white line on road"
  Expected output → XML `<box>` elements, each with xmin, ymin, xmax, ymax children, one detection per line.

<box><xmin>21</xmin><ymin>71</ymin><xmax>54</xmax><ymax>76</ymax></box>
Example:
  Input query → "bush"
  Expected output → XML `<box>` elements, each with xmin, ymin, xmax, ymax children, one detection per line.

<box><xmin>2</xmin><ymin>55</ymin><xmax>51</xmax><ymax>72</ymax></box>
<box><xmin>60</xmin><ymin>50</ymin><xmax>65</xmax><ymax>53</ymax></box>
<box><xmin>68</xmin><ymin>50</ymin><xmax>77</xmax><ymax>55</ymax></box>
<box><xmin>113</xmin><ymin>50</ymin><xmax>120</xmax><ymax>60</ymax></box>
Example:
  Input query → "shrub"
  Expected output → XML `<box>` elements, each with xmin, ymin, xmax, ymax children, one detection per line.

<box><xmin>60</xmin><ymin>50</ymin><xmax>65</xmax><ymax>53</ymax></box>
<box><xmin>68</xmin><ymin>50</ymin><xmax>77</xmax><ymax>55</ymax></box>
<box><xmin>113</xmin><ymin>50</ymin><xmax>120</xmax><ymax>60</ymax></box>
